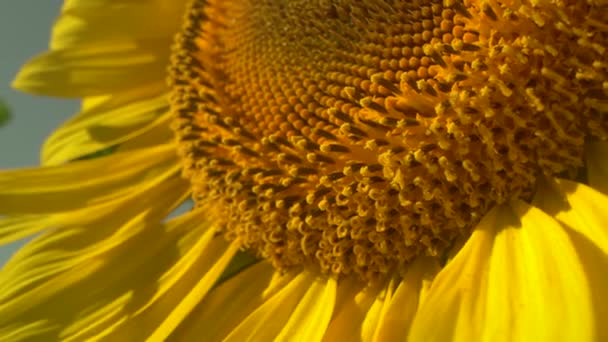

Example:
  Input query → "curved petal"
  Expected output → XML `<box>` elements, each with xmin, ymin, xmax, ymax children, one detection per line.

<box><xmin>52</xmin><ymin>0</ymin><xmax>187</xmax><ymax>50</ymax></box>
<box><xmin>275</xmin><ymin>277</ymin><xmax>337</xmax><ymax>341</ymax></box>
<box><xmin>533</xmin><ymin>178</ymin><xmax>608</xmax><ymax>255</ymax></box>
<box><xmin>373</xmin><ymin>257</ymin><xmax>440</xmax><ymax>341</ymax></box>
<box><xmin>114</xmin><ymin>116</ymin><xmax>175</xmax><ymax>153</ymax></box>
<box><xmin>0</xmin><ymin>216</ymin><xmax>50</xmax><ymax>246</ymax></box>
<box><xmin>149</xmin><ymin>238</ymin><xmax>240</xmax><ymax>341</ymax></box>
<box><xmin>0</xmin><ymin>177</ymin><xmax>193</xmax><ymax>340</ymax></box>
<box><xmin>42</xmin><ymin>93</ymin><xmax>171</xmax><ymax>165</ymax></box>
<box><xmin>12</xmin><ymin>41</ymin><xmax>170</xmax><ymax>97</ymax></box>
<box><xmin>409</xmin><ymin>202</ymin><xmax>595</xmax><ymax>342</ymax></box>
<box><xmin>1</xmin><ymin>165</ymin><xmax>186</xmax><ymax>252</ymax></box>
<box><xmin>361</xmin><ymin>280</ymin><xmax>396</xmax><ymax>342</ymax></box>
<box><xmin>169</xmin><ymin>262</ymin><xmax>294</xmax><ymax>341</ymax></box>
<box><xmin>222</xmin><ymin>271</ymin><xmax>321</xmax><ymax>341</ymax></box>
<box><xmin>13</xmin><ymin>0</ymin><xmax>189</xmax><ymax>98</ymax></box>
<box><xmin>322</xmin><ymin>279</ymin><xmax>384</xmax><ymax>341</ymax></box>
<box><xmin>0</xmin><ymin>177</ymin><xmax>189</xmax><ymax>298</ymax></box>
<box><xmin>533</xmin><ymin>178</ymin><xmax>608</xmax><ymax>341</ymax></box>
<box><xmin>0</xmin><ymin>144</ymin><xmax>177</xmax><ymax>215</ymax></box>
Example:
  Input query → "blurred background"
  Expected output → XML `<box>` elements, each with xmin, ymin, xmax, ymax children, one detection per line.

<box><xmin>0</xmin><ymin>1</ymin><xmax>79</xmax><ymax>266</ymax></box>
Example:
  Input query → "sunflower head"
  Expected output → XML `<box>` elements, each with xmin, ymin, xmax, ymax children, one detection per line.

<box><xmin>168</xmin><ymin>0</ymin><xmax>607</xmax><ymax>281</ymax></box>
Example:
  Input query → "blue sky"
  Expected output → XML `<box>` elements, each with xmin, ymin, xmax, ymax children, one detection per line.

<box><xmin>0</xmin><ymin>1</ymin><xmax>79</xmax><ymax>265</ymax></box>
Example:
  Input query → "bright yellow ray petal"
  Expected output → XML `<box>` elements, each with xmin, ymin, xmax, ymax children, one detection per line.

<box><xmin>362</xmin><ymin>281</ymin><xmax>397</xmax><ymax>342</ymax></box>
<box><xmin>275</xmin><ymin>277</ymin><xmax>337</xmax><ymax>341</ymax></box>
<box><xmin>409</xmin><ymin>202</ymin><xmax>594</xmax><ymax>342</ymax></box>
<box><xmin>42</xmin><ymin>92</ymin><xmax>170</xmax><ymax>165</ymax></box>
<box><xmin>0</xmin><ymin>161</ymin><xmax>184</xmax><ymax>252</ymax></box>
<box><xmin>585</xmin><ymin>140</ymin><xmax>608</xmax><ymax>195</ymax></box>
<box><xmin>12</xmin><ymin>42</ymin><xmax>169</xmax><ymax>97</ymax></box>
<box><xmin>0</xmin><ymin>176</ymin><xmax>189</xmax><ymax>300</ymax></box>
<box><xmin>52</xmin><ymin>0</ymin><xmax>187</xmax><ymax>50</ymax></box>
<box><xmin>0</xmin><ymin>321</ymin><xmax>56</xmax><ymax>342</ymax></box>
<box><xmin>146</xmin><ymin>239</ymin><xmax>240</xmax><ymax>341</ymax></box>
<box><xmin>533</xmin><ymin>178</ymin><xmax>608</xmax><ymax>255</ymax></box>
<box><xmin>70</xmin><ymin>216</ymin><xmax>237</xmax><ymax>341</ymax></box>
<box><xmin>322</xmin><ymin>279</ymin><xmax>383</xmax><ymax>342</ymax></box>
<box><xmin>373</xmin><ymin>257</ymin><xmax>440</xmax><ymax>342</ymax></box>
<box><xmin>76</xmin><ymin>82</ymin><xmax>166</xmax><ymax>117</ymax></box>
<box><xmin>0</xmin><ymin>177</ymin><xmax>191</xmax><ymax>340</ymax></box>
<box><xmin>168</xmin><ymin>262</ymin><xmax>292</xmax><ymax>342</ymax></box>
<box><xmin>115</xmin><ymin>116</ymin><xmax>175</xmax><ymax>153</ymax></box>
<box><xmin>222</xmin><ymin>271</ymin><xmax>316</xmax><ymax>341</ymax></box>
<box><xmin>533</xmin><ymin>178</ymin><xmax>608</xmax><ymax>341</ymax></box>
<box><xmin>0</xmin><ymin>144</ymin><xmax>177</xmax><ymax>214</ymax></box>
<box><xmin>0</xmin><ymin>216</ymin><xmax>50</xmax><ymax>246</ymax></box>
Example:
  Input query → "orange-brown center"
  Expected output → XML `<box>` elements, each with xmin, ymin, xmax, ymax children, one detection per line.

<box><xmin>169</xmin><ymin>0</ymin><xmax>607</xmax><ymax>280</ymax></box>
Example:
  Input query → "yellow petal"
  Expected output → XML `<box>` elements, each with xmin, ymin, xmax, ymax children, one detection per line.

<box><xmin>322</xmin><ymin>279</ymin><xmax>384</xmax><ymax>342</ymax></box>
<box><xmin>146</xmin><ymin>239</ymin><xmax>240</xmax><ymax>341</ymax></box>
<box><xmin>88</xmin><ymin>219</ymin><xmax>238</xmax><ymax>341</ymax></box>
<box><xmin>361</xmin><ymin>280</ymin><xmax>396</xmax><ymax>342</ymax></box>
<box><xmin>275</xmin><ymin>277</ymin><xmax>337</xmax><ymax>341</ymax></box>
<box><xmin>0</xmin><ymin>166</ymin><xmax>187</xmax><ymax>250</ymax></box>
<box><xmin>222</xmin><ymin>271</ymin><xmax>316</xmax><ymax>341</ymax></box>
<box><xmin>0</xmin><ymin>180</ymin><xmax>197</xmax><ymax>340</ymax></box>
<box><xmin>409</xmin><ymin>202</ymin><xmax>595</xmax><ymax>342</ymax></box>
<box><xmin>52</xmin><ymin>0</ymin><xmax>186</xmax><ymax>50</ymax></box>
<box><xmin>42</xmin><ymin>91</ymin><xmax>170</xmax><ymax>165</ymax></box>
<box><xmin>373</xmin><ymin>257</ymin><xmax>440</xmax><ymax>341</ymax></box>
<box><xmin>0</xmin><ymin>178</ymin><xmax>190</xmax><ymax>339</ymax></box>
<box><xmin>12</xmin><ymin>42</ymin><xmax>169</xmax><ymax>97</ymax></box>
<box><xmin>533</xmin><ymin>178</ymin><xmax>608</xmax><ymax>256</ymax></box>
<box><xmin>115</xmin><ymin>115</ymin><xmax>175</xmax><ymax>153</ymax></box>
<box><xmin>169</xmin><ymin>262</ymin><xmax>292</xmax><ymax>341</ymax></box>
<box><xmin>0</xmin><ymin>216</ymin><xmax>49</xmax><ymax>246</ymax></box>
<box><xmin>0</xmin><ymin>176</ymin><xmax>189</xmax><ymax>300</ymax></box>
<box><xmin>0</xmin><ymin>321</ymin><xmax>54</xmax><ymax>342</ymax></box>
<box><xmin>585</xmin><ymin>140</ymin><xmax>608</xmax><ymax>195</ymax></box>
<box><xmin>0</xmin><ymin>144</ymin><xmax>177</xmax><ymax>214</ymax></box>
<box><xmin>76</xmin><ymin>82</ymin><xmax>166</xmax><ymax>116</ymax></box>
<box><xmin>533</xmin><ymin>178</ymin><xmax>608</xmax><ymax>341</ymax></box>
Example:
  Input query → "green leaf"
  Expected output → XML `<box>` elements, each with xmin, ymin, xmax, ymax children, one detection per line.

<box><xmin>0</xmin><ymin>98</ymin><xmax>11</xmax><ymax>127</ymax></box>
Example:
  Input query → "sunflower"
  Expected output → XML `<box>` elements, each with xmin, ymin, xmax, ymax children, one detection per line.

<box><xmin>1</xmin><ymin>0</ymin><xmax>607</xmax><ymax>341</ymax></box>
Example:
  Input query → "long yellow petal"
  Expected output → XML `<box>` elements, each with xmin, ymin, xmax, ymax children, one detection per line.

<box><xmin>168</xmin><ymin>262</ymin><xmax>291</xmax><ymax>342</ymax></box>
<box><xmin>73</xmin><ymin>216</ymin><xmax>237</xmax><ymax>341</ymax></box>
<box><xmin>533</xmin><ymin>178</ymin><xmax>608</xmax><ymax>341</ymax></box>
<box><xmin>409</xmin><ymin>202</ymin><xmax>594</xmax><ymax>342</ymax></box>
<box><xmin>115</xmin><ymin>116</ymin><xmax>175</xmax><ymax>153</ymax></box>
<box><xmin>0</xmin><ymin>216</ymin><xmax>49</xmax><ymax>246</ymax></box>
<box><xmin>0</xmin><ymin>144</ymin><xmax>177</xmax><ymax>214</ymax></box>
<box><xmin>0</xmin><ymin>321</ymin><xmax>55</xmax><ymax>342</ymax></box>
<box><xmin>146</xmin><ymin>238</ymin><xmax>240</xmax><ymax>341</ymax></box>
<box><xmin>0</xmin><ymin>176</ymin><xmax>189</xmax><ymax>300</ymax></box>
<box><xmin>373</xmin><ymin>257</ymin><xmax>440</xmax><ymax>341</ymax></box>
<box><xmin>42</xmin><ymin>92</ymin><xmax>170</xmax><ymax>165</ymax></box>
<box><xmin>0</xmin><ymin>164</ymin><xmax>185</xmax><ymax>253</ymax></box>
<box><xmin>0</xmin><ymin>178</ymin><xmax>191</xmax><ymax>340</ymax></box>
<box><xmin>322</xmin><ymin>279</ymin><xmax>384</xmax><ymax>342</ymax></box>
<box><xmin>533</xmin><ymin>178</ymin><xmax>608</xmax><ymax>255</ymax></box>
<box><xmin>222</xmin><ymin>271</ymin><xmax>316</xmax><ymax>341</ymax></box>
<box><xmin>275</xmin><ymin>277</ymin><xmax>337</xmax><ymax>341</ymax></box>
<box><xmin>52</xmin><ymin>0</ymin><xmax>187</xmax><ymax>51</ymax></box>
<box><xmin>74</xmin><ymin>82</ymin><xmax>166</xmax><ymax>118</ymax></box>
<box><xmin>12</xmin><ymin>42</ymin><xmax>169</xmax><ymax>97</ymax></box>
